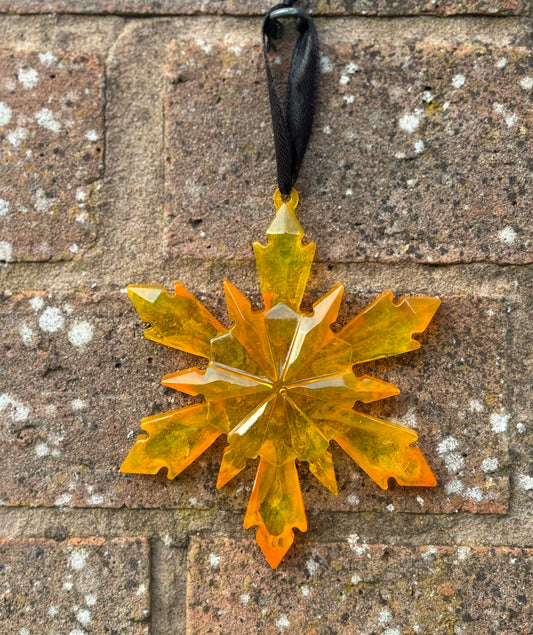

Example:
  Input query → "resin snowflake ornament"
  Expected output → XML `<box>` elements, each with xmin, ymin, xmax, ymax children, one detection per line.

<box><xmin>121</xmin><ymin>190</ymin><xmax>440</xmax><ymax>568</ymax></box>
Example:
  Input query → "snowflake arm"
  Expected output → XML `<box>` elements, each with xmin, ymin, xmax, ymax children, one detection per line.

<box><xmin>127</xmin><ymin>282</ymin><xmax>226</xmax><ymax>358</ymax></box>
<box><xmin>339</xmin><ymin>291</ymin><xmax>441</xmax><ymax>364</ymax></box>
<box><xmin>120</xmin><ymin>403</ymin><xmax>225</xmax><ymax>479</ymax></box>
<box><xmin>253</xmin><ymin>192</ymin><xmax>315</xmax><ymax>312</ymax></box>
<box><xmin>331</xmin><ymin>410</ymin><xmax>437</xmax><ymax>489</ymax></box>
<box><xmin>244</xmin><ymin>457</ymin><xmax>307</xmax><ymax>569</ymax></box>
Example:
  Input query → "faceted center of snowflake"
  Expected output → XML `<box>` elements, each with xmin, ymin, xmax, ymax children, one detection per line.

<box><xmin>271</xmin><ymin>380</ymin><xmax>288</xmax><ymax>396</ymax></box>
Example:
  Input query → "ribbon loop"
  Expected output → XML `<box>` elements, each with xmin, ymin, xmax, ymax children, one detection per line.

<box><xmin>262</xmin><ymin>2</ymin><xmax>319</xmax><ymax>196</ymax></box>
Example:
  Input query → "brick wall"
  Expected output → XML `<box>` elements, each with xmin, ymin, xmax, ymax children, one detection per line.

<box><xmin>0</xmin><ymin>2</ymin><xmax>531</xmax><ymax>633</ymax></box>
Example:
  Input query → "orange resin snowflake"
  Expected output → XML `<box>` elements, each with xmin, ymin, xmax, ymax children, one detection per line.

<box><xmin>121</xmin><ymin>190</ymin><xmax>439</xmax><ymax>568</ymax></box>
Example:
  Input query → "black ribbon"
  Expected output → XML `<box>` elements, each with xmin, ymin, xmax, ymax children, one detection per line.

<box><xmin>262</xmin><ymin>1</ymin><xmax>319</xmax><ymax>196</ymax></box>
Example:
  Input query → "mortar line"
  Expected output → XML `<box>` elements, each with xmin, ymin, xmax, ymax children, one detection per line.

<box><xmin>0</xmin><ymin>11</ymin><xmax>529</xmax><ymax>19</ymax></box>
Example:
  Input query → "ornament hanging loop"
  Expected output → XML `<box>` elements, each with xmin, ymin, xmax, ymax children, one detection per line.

<box><xmin>262</xmin><ymin>2</ymin><xmax>319</xmax><ymax>197</ymax></box>
<box><xmin>274</xmin><ymin>187</ymin><xmax>299</xmax><ymax>212</ymax></box>
<box><xmin>268</xmin><ymin>5</ymin><xmax>310</xmax><ymax>24</ymax></box>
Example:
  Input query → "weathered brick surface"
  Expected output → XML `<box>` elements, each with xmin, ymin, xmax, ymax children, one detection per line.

<box><xmin>0</xmin><ymin>290</ymin><xmax>510</xmax><ymax>513</ymax></box>
<box><xmin>187</xmin><ymin>538</ymin><xmax>533</xmax><ymax>634</ymax></box>
<box><xmin>0</xmin><ymin>289</ymin><xmax>203</xmax><ymax>509</ymax></box>
<box><xmin>165</xmin><ymin>42</ymin><xmax>532</xmax><ymax>264</ymax></box>
<box><xmin>0</xmin><ymin>0</ymin><xmax>528</xmax><ymax>15</ymax></box>
<box><xmin>0</xmin><ymin>537</ymin><xmax>150</xmax><ymax>633</ymax></box>
<box><xmin>0</xmin><ymin>10</ymin><xmax>530</xmax><ymax>632</ymax></box>
<box><xmin>0</xmin><ymin>50</ymin><xmax>103</xmax><ymax>262</ymax></box>
<box><xmin>509</xmin><ymin>297</ymin><xmax>533</xmax><ymax>512</ymax></box>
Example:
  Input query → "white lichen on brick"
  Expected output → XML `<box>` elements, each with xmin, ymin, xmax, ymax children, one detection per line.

<box><xmin>0</xmin><ymin>393</ymin><xmax>30</xmax><ymax>422</ymax></box>
<box><xmin>398</xmin><ymin>109</ymin><xmax>423</xmax><ymax>133</ymax></box>
<box><xmin>71</xmin><ymin>398</ymin><xmax>86</xmax><ymax>411</ymax></box>
<box><xmin>306</xmin><ymin>557</ymin><xmax>320</xmax><ymax>576</ymax></box>
<box><xmin>451</xmin><ymin>74</ymin><xmax>466</xmax><ymax>89</ymax></box>
<box><xmin>490</xmin><ymin>412</ymin><xmax>510</xmax><ymax>433</ymax></box>
<box><xmin>30</xmin><ymin>296</ymin><xmax>45</xmax><ymax>311</ymax></box>
<box><xmin>0</xmin><ymin>199</ymin><xmax>10</xmax><ymax>216</ymax></box>
<box><xmin>85</xmin><ymin>594</ymin><xmax>97</xmax><ymax>606</ymax></box>
<box><xmin>34</xmin><ymin>188</ymin><xmax>53</xmax><ymax>214</ymax></box>
<box><xmin>38</xmin><ymin>306</ymin><xmax>64</xmax><ymax>333</ymax></box>
<box><xmin>519</xmin><ymin>76</ymin><xmax>532</xmax><ymax>90</ymax></box>
<box><xmin>517</xmin><ymin>474</ymin><xmax>533</xmax><ymax>492</ymax></box>
<box><xmin>208</xmin><ymin>553</ymin><xmax>220</xmax><ymax>568</ymax></box>
<box><xmin>85</xmin><ymin>129</ymin><xmax>99</xmax><ymax>142</ymax></box>
<box><xmin>38</xmin><ymin>51</ymin><xmax>58</xmax><ymax>67</ymax></box>
<box><xmin>0</xmin><ymin>241</ymin><xmax>13</xmax><ymax>262</ymax></box>
<box><xmin>19</xmin><ymin>322</ymin><xmax>35</xmax><ymax>346</ymax></box>
<box><xmin>378</xmin><ymin>607</ymin><xmax>392</xmax><ymax>626</ymax></box>
<box><xmin>438</xmin><ymin>437</ymin><xmax>458</xmax><ymax>454</ymax></box>
<box><xmin>35</xmin><ymin>108</ymin><xmax>61</xmax><ymax>133</ymax></box>
<box><xmin>469</xmin><ymin>399</ymin><xmax>484</xmax><ymax>413</ymax></box>
<box><xmin>400</xmin><ymin>407</ymin><xmax>417</xmax><ymax>429</ymax></box>
<box><xmin>35</xmin><ymin>443</ymin><xmax>50</xmax><ymax>458</ymax></box>
<box><xmin>18</xmin><ymin>67</ymin><xmax>39</xmax><ymax>89</ymax></box>
<box><xmin>414</xmin><ymin>140</ymin><xmax>425</xmax><ymax>154</ymax></box>
<box><xmin>68</xmin><ymin>548</ymin><xmax>88</xmax><ymax>570</ymax></box>
<box><xmin>481</xmin><ymin>458</ymin><xmax>498</xmax><ymax>473</ymax></box>
<box><xmin>348</xmin><ymin>534</ymin><xmax>368</xmax><ymax>556</ymax></box>
<box><xmin>54</xmin><ymin>493</ymin><xmax>73</xmax><ymax>507</ymax></box>
<box><xmin>493</xmin><ymin>102</ymin><xmax>517</xmax><ymax>128</ymax></box>
<box><xmin>76</xmin><ymin>608</ymin><xmax>91</xmax><ymax>627</ymax></box>
<box><xmin>465</xmin><ymin>487</ymin><xmax>483</xmax><ymax>502</ymax></box>
<box><xmin>0</xmin><ymin>101</ymin><xmax>12</xmax><ymax>126</ymax></box>
<box><xmin>437</xmin><ymin>436</ymin><xmax>464</xmax><ymax>473</ymax></box>
<box><xmin>445</xmin><ymin>479</ymin><xmax>463</xmax><ymax>495</ymax></box>
<box><xmin>498</xmin><ymin>226</ymin><xmax>517</xmax><ymax>245</ymax></box>
<box><xmin>7</xmin><ymin>127</ymin><xmax>29</xmax><ymax>147</ymax></box>
<box><xmin>68</xmin><ymin>320</ymin><xmax>94</xmax><ymax>348</ymax></box>
<box><xmin>319</xmin><ymin>53</ymin><xmax>333</xmax><ymax>74</ymax></box>
<box><xmin>344</xmin><ymin>62</ymin><xmax>359</xmax><ymax>74</ymax></box>
<box><xmin>275</xmin><ymin>615</ymin><xmax>290</xmax><ymax>629</ymax></box>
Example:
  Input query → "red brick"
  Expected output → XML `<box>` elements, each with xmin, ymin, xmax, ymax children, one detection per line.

<box><xmin>187</xmin><ymin>538</ymin><xmax>533</xmax><ymax>634</ymax></box>
<box><xmin>0</xmin><ymin>50</ymin><xmax>103</xmax><ymax>262</ymax></box>
<box><xmin>0</xmin><ymin>290</ymin><xmax>509</xmax><ymax>513</ymax></box>
<box><xmin>0</xmin><ymin>537</ymin><xmax>150</xmax><ymax>633</ymax></box>
<box><xmin>165</xmin><ymin>42</ymin><xmax>532</xmax><ymax>264</ymax></box>
<box><xmin>0</xmin><ymin>0</ymin><xmax>527</xmax><ymax>15</ymax></box>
